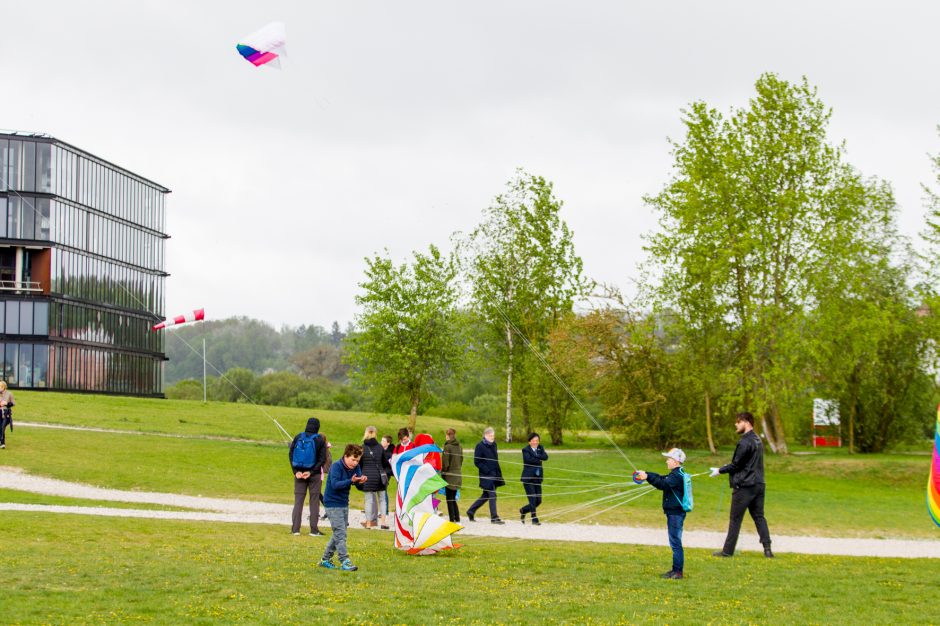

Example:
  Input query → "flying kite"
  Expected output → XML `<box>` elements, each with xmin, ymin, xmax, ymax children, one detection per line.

<box><xmin>928</xmin><ymin>404</ymin><xmax>940</xmax><ymax>528</ymax></box>
<box><xmin>391</xmin><ymin>444</ymin><xmax>463</xmax><ymax>555</ymax></box>
<box><xmin>152</xmin><ymin>308</ymin><xmax>205</xmax><ymax>331</ymax></box>
<box><xmin>236</xmin><ymin>22</ymin><xmax>287</xmax><ymax>68</ymax></box>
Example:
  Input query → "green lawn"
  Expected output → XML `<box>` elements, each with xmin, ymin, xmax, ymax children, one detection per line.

<box><xmin>0</xmin><ymin>488</ymin><xmax>206</xmax><ymax>511</ymax></box>
<box><xmin>0</xmin><ymin>512</ymin><xmax>935</xmax><ymax>625</ymax></box>
<box><xmin>2</xmin><ymin>391</ymin><xmax>938</xmax><ymax>538</ymax></box>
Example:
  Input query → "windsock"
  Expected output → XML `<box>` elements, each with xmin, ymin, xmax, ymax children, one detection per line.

<box><xmin>928</xmin><ymin>404</ymin><xmax>940</xmax><ymax>528</ymax></box>
<box><xmin>152</xmin><ymin>308</ymin><xmax>205</xmax><ymax>331</ymax></box>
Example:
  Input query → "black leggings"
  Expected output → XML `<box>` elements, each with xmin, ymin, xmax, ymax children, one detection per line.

<box><xmin>0</xmin><ymin>414</ymin><xmax>11</xmax><ymax>446</ymax></box>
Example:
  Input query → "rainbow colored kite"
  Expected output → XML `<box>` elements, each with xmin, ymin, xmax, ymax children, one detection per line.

<box><xmin>391</xmin><ymin>444</ymin><xmax>463</xmax><ymax>555</ymax></box>
<box><xmin>236</xmin><ymin>22</ymin><xmax>287</xmax><ymax>68</ymax></box>
<box><xmin>928</xmin><ymin>404</ymin><xmax>940</xmax><ymax>528</ymax></box>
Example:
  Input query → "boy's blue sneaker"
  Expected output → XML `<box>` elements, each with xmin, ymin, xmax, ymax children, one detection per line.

<box><xmin>340</xmin><ymin>559</ymin><xmax>358</xmax><ymax>572</ymax></box>
<box><xmin>319</xmin><ymin>558</ymin><xmax>337</xmax><ymax>570</ymax></box>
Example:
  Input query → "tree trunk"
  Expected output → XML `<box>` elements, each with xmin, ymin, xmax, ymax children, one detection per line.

<box><xmin>505</xmin><ymin>321</ymin><xmax>514</xmax><ymax>443</ymax></box>
<box><xmin>760</xmin><ymin>416</ymin><xmax>779</xmax><ymax>453</ymax></box>
<box><xmin>705</xmin><ymin>390</ymin><xmax>717</xmax><ymax>455</ymax></box>
<box><xmin>770</xmin><ymin>404</ymin><xmax>789</xmax><ymax>454</ymax></box>
<box><xmin>408</xmin><ymin>391</ymin><xmax>419</xmax><ymax>433</ymax></box>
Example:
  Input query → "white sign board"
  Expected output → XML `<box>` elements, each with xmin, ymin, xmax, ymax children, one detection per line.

<box><xmin>813</xmin><ymin>398</ymin><xmax>840</xmax><ymax>426</ymax></box>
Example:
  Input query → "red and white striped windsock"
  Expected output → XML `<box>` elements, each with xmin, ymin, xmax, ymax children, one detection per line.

<box><xmin>152</xmin><ymin>308</ymin><xmax>205</xmax><ymax>331</ymax></box>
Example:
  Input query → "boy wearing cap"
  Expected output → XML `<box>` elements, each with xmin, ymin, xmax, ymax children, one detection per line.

<box><xmin>635</xmin><ymin>448</ymin><xmax>688</xmax><ymax>580</ymax></box>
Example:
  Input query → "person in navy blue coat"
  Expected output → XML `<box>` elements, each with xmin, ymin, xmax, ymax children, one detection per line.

<box><xmin>466</xmin><ymin>427</ymin><xmax>505</xmax><ymax>524</ymax></box>
<box><xmin>519</xmin><ymin>432</ymin><xmax>548</xmax><ymax>525</ymax></box>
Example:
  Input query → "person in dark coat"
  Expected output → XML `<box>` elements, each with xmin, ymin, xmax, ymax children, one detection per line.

<box><xmin>360</xmin><ymin>426</ymin><xmax>390</xmax><ymax>529</ymax></box>
<box><xmin>466</xmin><ymin>427</ymin><xmax>505</xmax><ymax>524</ymax></box>
<box><xmin>710</xmin><ymin>411</ymin><xmax>774</xmax><ymax>558</ymax></box>
<box><xmin>288</xmin><ymin>417</ymin><xmax>328</xmax><ymax>535</ymax></box>
<box><xmin>636</xmin><ymin>448</ymin><xmax>689</xmax><ymax>579</ymax></box>
<box><xmin>441</xmin><ymin>428</ymin><xmax>464</xmax><ymax>523</ymax></box>
<box><xmin>379</xmin><ymin>435</ymin><xmax>394</xmax><ymax>529</ymax></box>
<box><xmin>519</xmin><ymin>432</ymin><xmax>548</xmax><ymax>525</ymax></box>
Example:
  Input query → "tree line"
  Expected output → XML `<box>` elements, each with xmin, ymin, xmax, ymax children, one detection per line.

<box><xmin>169</xmin><ymin>73</ymin><xmax>940</xmax><ymax>454</ymax></box>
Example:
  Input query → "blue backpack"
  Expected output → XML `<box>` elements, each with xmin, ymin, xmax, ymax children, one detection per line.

<box><xmin>670</xmin><ymin>468</ymin><xmax>694</xmax><ymax>512</ymax></box>
<box><xmin>292</xmin><ymin>432</ymin><xmax>320</xmax><ymax>469</ymax></box>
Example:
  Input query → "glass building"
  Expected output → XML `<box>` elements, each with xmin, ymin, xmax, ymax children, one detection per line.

<box><xmin>0</xmin><ymin>131</ymin><xmax>169</xmax><ymax>396</ymax></box>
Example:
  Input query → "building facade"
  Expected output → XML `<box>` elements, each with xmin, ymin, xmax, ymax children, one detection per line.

<box><xmin>0</xmin><ymin>132</ymin><xmax>168</xmax><ymax>396</ymax></box>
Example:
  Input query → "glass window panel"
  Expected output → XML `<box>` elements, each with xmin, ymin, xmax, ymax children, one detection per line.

<box><xmin>19</xmin><ymin>343</ymin><xmax>33</xmax><ymax>386</ymax></box>
<box><xmin>34</xmin><ymin>344</ymin><xmax>48</xmax><ymax>387</ymax></box>
<box><xmin>0</xmin><ymin>301</ymin><xmax>4</xmax><ymax>333</ymax></box>
<box><xmin>0</xmin><ymin>196</ymin><xmax>6</xmax><ymax>237</ymax></box>
<box><xmin>20</xmin><ymin>301</ymin><xmax>33</xmax><ymax>334</ymax></box>
<box><xmin>37</xmin><ymin>144</ymin><xmax>52</xmax><ymax>193</ymax></box>
<box><xmin>24</xmin><ymin>141</ymin><xmax>36</xmax><ymax>192</ymax></box>
<box><xmin>5</xmin><ymin>301</ymin><xmax>19</xmax><ymax>334</ymax></box>
<box><xmin>21</xmin><ymin>198</ymin><xmax>35</xmax><ymax>239</ymax></box>
<box><xmin>34</xmin><ymin>302</ymin><xmax>48</xmax><ymax>335</ymax></box>
<box><xmin>4</xmin><ymin>343</ymin><xmax>17</xmax><ymax>384</ymax></box>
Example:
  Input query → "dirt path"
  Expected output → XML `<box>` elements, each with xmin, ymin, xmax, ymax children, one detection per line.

<box><xmin>2</xmin><ymin>468</ymin><xmax>937</xmax><ymax>558</ymax></box>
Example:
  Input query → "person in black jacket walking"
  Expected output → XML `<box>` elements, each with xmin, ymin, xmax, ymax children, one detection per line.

<box><xmin>466</xmin><ymin>427</ymin><xmax>505</xmax><ymax>524</ymax></box>
<box><xmin>636</xmin><ymin>447</ymin><xmax>689</xmax><ymax>579</ymax></box>
<box><xmin>710</xmin><ymin>411</ymin><xmax>774</xmax><ymax>558</ymax></box>
<box><xmin>519</xmin><ymin>432</ymin><xmax>548</xmax><ymax>525</ymax></box>
<box><xmin>289</xmin><ymin>417</ymin><xmax>328</xmax><ymax>536</ymax></box>
<box><xmin>360</xmin><ymin>426</ymin><xmax>390</xmax><ymax>529</ymax></box>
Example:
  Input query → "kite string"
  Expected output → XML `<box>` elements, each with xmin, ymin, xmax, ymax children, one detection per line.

<box><xmin>0</xmin><ymin>176</ymin><xmax>293</xmax><ymax>442</ymax></box>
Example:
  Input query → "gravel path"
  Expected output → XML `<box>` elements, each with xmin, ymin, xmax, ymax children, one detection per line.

<box><xmin>2</xmin><ymin>468</ymin><xmax>938</xmax><ymax>558</ymax></box>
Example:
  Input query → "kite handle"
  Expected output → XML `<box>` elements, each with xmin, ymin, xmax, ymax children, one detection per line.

<box><xmin>632</xmin><ymin>471</ymin><xmax>644</xmax><ymax>485</ymax></box>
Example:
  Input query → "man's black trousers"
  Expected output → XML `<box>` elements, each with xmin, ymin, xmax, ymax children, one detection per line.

<box><xmin>722</xmin><ymin>483</ymin><xmax>772</xmax><ymax>554</ymax></box>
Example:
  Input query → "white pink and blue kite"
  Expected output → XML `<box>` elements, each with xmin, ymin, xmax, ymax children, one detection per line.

<box><xmin>236</xmin><ymin>22</ymin><xmax>287</xmax><ymax>69</ymax></box>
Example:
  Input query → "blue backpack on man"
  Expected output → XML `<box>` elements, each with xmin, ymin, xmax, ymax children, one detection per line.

<box><xmin>291</xmin><ymin>432</ymin><xmax>320</xmax><ymax>470</ymax></box>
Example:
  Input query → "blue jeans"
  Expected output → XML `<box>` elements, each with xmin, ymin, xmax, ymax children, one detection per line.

<box><xmin>666</xmin><ymin>513</ymin><xmax>686</xmax><ymax>573</ymax></box>
<box><xmin>323</xmin><ymin>507</ymin><xmax>350</xmax><ymax>562</ymax></box>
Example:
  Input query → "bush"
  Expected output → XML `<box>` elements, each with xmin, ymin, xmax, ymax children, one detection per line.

<box><xmin>165</xmin><ymin>379</ymin><xmax>205</xmax><ymax>401</ymax></box>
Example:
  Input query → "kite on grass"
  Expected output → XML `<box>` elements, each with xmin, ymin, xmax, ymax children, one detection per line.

<box><xmin>391</xmin><ymin>444</ymin><xmax>462</xmax><ymax>555</ymax></box>
<box><xmin>236</xmin><ymin>22</ymin><xmax>287</xmax><ymax>68</ymax></box>
<box><xmin>152</xmin><ymin>308</ymin><xmax>205</xmax><ymax>331</ymax></box>
<box><xmin>928</xmin><ymin>404</ymin><xmax>940</xmax><ymax>528</ymax></box>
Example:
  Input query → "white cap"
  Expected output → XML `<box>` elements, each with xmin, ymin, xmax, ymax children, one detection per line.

<box><xmin>662</xmin><ymin>448</ymin><xmax>686</xmax><ymax>464</ymax></box>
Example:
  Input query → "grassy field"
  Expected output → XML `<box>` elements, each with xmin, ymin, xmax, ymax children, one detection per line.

<box><xmin>0</xmin><ymin>512</ymin><xmax>935</xmax><ymax>625</ymax></box>
<box><xmin>2</xmin><ymin>390</ymin><xmax>937</xmax><ymax>537</ymax></box>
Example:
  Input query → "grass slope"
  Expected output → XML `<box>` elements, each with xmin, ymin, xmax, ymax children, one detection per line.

<box><xmin>0</xmin><ymin>512</ymin><xmax>935</xmax><ymax>625</ymax></box>
<box><xmin>2</xmin><ymin>391</ymin><xmax>938</xmax><ymax>538</ymax></box>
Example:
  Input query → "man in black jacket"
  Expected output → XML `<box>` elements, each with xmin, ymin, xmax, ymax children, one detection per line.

<box><xmin>466</xmin><ymin>427</ymin><xmax>505</xmax><ymax>524</ymax></box>
<box><xmin>710</xmin><ymin>412</ymin><xmax>774</xmax><ymax>558</ymax></box>
<box><xmin>289</xmin><ymin>417</ymin><xmax>328</xmax><ymax>536</ymax></box>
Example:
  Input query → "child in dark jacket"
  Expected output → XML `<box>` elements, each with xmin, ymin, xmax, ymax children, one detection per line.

<box><xmin>635</xmin><ymin>448</ymin><xmax>688</xmax><ymax>580</ymax></box>
<box><xmin>320</xmin><ymin>444</ymin><xmax>367</xmax><ymax>572</ymax></box>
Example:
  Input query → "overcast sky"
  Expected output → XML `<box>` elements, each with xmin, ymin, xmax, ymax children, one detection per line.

<box><xmin>2</xmin><ymin>1</ymin><xmax>938</xmax><ymax>329</ymax></box>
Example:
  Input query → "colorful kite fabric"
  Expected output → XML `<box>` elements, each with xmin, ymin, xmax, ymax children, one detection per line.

<box><xmin>152</xmin><ymin>308</ymin><xmax>204</xmax><ymax>331</ymax></box>
<box><xmin>928</xmin><ymin>403</ymin><xmax>940</xmax><ymax>528</ymax></box>
<box><xmin>391</xmin><ymin>444</ymin><xmax>463</xmax><ymax>555</ymax></box>
<box><xmin>236</xmin><ymin>22</ymin><xmax>287</xmax><ymax>68</ymax></box>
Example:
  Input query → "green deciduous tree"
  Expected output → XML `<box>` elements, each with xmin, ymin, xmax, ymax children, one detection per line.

<box><xmin>346</xmin><ymin>245</ymin><xmax>463</xmax><ymax>431</ymax></box>
<box><xmin>644</xmin><ymin>73</ymin><xmax>898</xmax><ymax>453</ymax></box>
<box><xmin>461</xmin><ymin>171</ymin><xmax>591</xmax><ymax>442</ymax></box>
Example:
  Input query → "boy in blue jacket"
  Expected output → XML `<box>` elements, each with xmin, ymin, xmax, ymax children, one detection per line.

<box><xmin>320</xmin><ymin>444</ymin><xmax>367</xmax><ymax>572</ymax></box>
<box><xmin>635</xmin><ymin>448</ymin><xmax>688</xmax><ymax>580</ymax></box>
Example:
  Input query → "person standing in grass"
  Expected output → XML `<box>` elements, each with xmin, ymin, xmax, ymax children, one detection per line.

<box><xmin>441</xmin><ymin>428</ymin><xmax>463</xmax><ymax>523</ymax></box>
<box><xmin>320</xmin><ymin>444</ymin><xmax>367</xmax><ymax>572</ymax></box>
<box><xmin>0</xmin><ymin>381</ymin><xmax>13</xmax><ymax>449</ymax></box>
<box><xmin>635</xmin><ymin>448</ymin><xmax>689</xmax><ymax>580</ymax></box>
<box><xmin>359</xmin><ymin>426</ymin><xmax>389</xmax><ymax>529</ymax></box>
<box><xmin>519</xmin><ymin>432</ymin><xmax>548</xmax><ymax>525</ymax></box>
<box><xmin>288</xmin><ymin>417</ymin><xmax>327</xmax><ymax>536</ymax></box>
<box><xmin>379</xmin><ymin>434</ymin><xmax>394</xmax><ymax>529</ymax></box>
<box><xmin>466</xmin><ymin>427</ymin><xmax>505</xmax><ymax>524</ymax></box>
<box><xmin>710</xmin><ymin>411</ymin><xmax>774</xmax><ymax>558</ymax></box>
<box><xmin>394</xmin><ymin>427</ymin><xmax>414</xmax><ymax>454</ymax></box>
